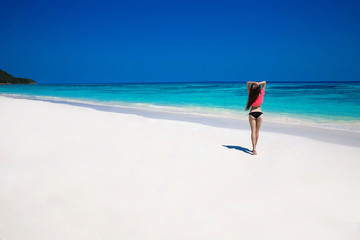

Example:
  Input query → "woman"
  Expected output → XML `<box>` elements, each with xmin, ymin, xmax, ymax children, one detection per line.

<box><xmin>245</xmin><ymin>81</ymin><xmax>266</xmax><ymax>155</ymax></box>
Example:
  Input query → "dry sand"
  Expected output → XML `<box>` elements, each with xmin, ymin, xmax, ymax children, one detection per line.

<box><xmin>1</xmin><ymin>96</ymin><xmax>360</xmax><ymax>239</ymax></box>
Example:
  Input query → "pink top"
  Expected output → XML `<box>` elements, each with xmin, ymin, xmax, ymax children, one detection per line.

<box><xmin>252</xmin><ymin>88</ymin><xmax>265</xmax><ymax>107</ymax></box>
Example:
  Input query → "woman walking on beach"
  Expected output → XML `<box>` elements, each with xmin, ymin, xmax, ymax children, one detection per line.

<box><xmin>246</xmin><ymin>81</ymin><xmax>266</xmax><ymax>155</ymax></box>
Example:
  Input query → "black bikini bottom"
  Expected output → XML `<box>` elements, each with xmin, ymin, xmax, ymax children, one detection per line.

<box><xmin>249</xmin><ymin>112</ymin><xmax>263</xmax><ymax>119</ymax></box>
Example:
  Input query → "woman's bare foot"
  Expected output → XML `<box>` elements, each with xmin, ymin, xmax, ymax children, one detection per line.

<box><xmin>252</xmin><ymin>149</ymin><xmax>257</xmax><ymax>155</ymax></box>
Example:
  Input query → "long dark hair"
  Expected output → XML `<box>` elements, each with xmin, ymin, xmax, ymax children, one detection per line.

<box><xmin>245</xmin><ymin>84</ymin><xmax>261</xmax><ymax>111</ymax></box>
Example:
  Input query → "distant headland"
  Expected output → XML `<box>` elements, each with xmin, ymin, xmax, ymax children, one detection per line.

<box><xmin>0</xmin><ymin>69</ymin><xmax>36</xmax><ymax>85</ymax></box>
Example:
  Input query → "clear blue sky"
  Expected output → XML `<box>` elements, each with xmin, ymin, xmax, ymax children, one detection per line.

<box><xmin>0</xmin><ymin>0</ymin><xmax>359</xmax><ymax>83</ymax></box>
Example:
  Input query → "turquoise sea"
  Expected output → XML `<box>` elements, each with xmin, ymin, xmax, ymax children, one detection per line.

<box><xmin>1</xmin><ymin>81</ymin><xmax>360</xmax><ymax>131</ymax></box>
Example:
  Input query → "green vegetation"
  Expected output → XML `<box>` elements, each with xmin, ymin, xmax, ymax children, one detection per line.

<box><xmin>0</xmin><ymin>69</ymin><xmax>36</xmax><ymax>84</ymax></box>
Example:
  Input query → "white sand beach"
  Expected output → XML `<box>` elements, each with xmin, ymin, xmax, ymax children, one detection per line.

<box><xmin>1</xmin><ymin>95</ymin><xmax>360</xmax><ymax>240</ymax></box>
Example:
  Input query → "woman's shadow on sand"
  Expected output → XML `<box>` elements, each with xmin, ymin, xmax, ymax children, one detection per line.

<box><xmin>222</xmin><ymin>145</ymin><xmax>253</xmax><ymax>155</ymax></box>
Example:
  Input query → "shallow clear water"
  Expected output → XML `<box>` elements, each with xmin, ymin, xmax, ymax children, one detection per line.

<box><xmin>1</xmin><ymin>81</ymin><xmax>360</xmax><ymax>131</ymax></box>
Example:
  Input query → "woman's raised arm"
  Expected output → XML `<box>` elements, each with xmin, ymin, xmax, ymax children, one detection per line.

<box><xmin>259</xmin><ymin>81</ymin><xmax>266</xmax><ymax>91</ymax></box>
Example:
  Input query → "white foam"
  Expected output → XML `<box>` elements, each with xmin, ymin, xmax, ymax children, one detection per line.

<box><xmin>2</xmin><ymin>93</ymin><xmax>359</xmax><ymax>132</ymax></box>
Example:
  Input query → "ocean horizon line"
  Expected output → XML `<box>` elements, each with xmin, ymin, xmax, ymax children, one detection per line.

<box><xmin>29</xmin><ymin>80</ymin><xmax>360</xmax><ymax>85</ymax></box>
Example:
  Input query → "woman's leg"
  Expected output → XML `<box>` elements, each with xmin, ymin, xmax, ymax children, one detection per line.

<box><xmin>255</xmin><ymin>115</ymin><xmax>263</xmax><ymax>148</ymax></box>
<box><xmin>249</xmin><ymin>115</ymin><xmax>257</xmax><ymax>154</ymax></box>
